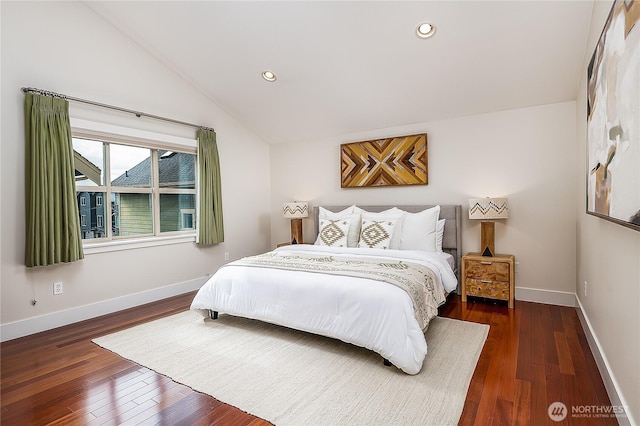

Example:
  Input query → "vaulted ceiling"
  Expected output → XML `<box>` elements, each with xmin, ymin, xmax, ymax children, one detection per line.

<box><xmin>87</xmin><ymin>1</ymin><xmax>594</xmax><ymax>144</ymax></box>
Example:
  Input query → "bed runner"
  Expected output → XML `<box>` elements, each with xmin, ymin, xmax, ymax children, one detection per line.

<box><xmin>226</xmin><ymin>251</ymin><xmax>446</xmax><ymax>331</ymax></box>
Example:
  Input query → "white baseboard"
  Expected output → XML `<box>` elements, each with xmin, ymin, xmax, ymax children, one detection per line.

<box><xmin>575</xmin><ymin>297</ymin><xmax>634</xmax><ymax>426</ymax></box>
<box><xmin>0</xmin><ymin>277</ymin><xmax>207</xmax><ymax>342</ymax></box>
<box><xmin>515</xmin><ymin>286</ymin><xmax>577</xmax><ymax>307</ymax></box>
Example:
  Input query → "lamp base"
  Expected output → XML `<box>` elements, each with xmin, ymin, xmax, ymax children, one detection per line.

<box><xmin>290</xmin><ymin>218</ymin><xmax>303</xmax><ymax>244</ymax></box>
<box><xmin>481</xmin><ymin>246</ymin><xmax>494</xmax><ymax>257</ymax></box>
<box><xmin>480</xmin><ymin>221</ymin><xmax>495</xmax><ymax>257</ymax></box>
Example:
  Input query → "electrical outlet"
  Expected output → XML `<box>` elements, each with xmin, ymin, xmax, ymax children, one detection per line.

<box><xmin>224</xmin><ymin>252</ymin><xmax>230</xmax><ymax>261</ymax></box>
<box><xmin>584</xmin><ymin>281</ymin><xmax>588</xmax><ymax>297</ymax></box>
<box><xmin>53</xmin><ymin>281</ymin><xmax>63</xmax><ymax>295</ymax></box>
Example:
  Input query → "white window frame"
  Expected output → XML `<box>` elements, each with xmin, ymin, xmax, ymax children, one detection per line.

<box><xmin>71</xmin><ymin>119</ymin><xmax>198</xmax><ymax>254</ymax></box>
<box><xmin>80</xmin><ymin>215</ymin><xmax>87</xmax><ymax>227</ymax></box>
<box><xmin>80</xmin><ymin>196</ymin><xmax>86</xmax><ymax>207</ymax></box>
<box><xmin>97</xmin><ymin>214</ymin><xmax>104</xmax><ymax>228</ymax></box>
<box><xmin>96</xmin><ymin>195</ymin><xmax>103</xmax><ymax>206</ymax></box>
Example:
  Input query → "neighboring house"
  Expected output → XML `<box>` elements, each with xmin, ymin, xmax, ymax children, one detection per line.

<box><xmin>74</xmin><ymin>150</ymin><xmax>106</xmax><ymax>239</ymax></box>
<box><xmin>76</xmin><ymin>191</ymin><xmax>106</xmax><ymax>239</ymax></box>
<box><xmin>111</xmin><ymin>151</ymin><xmax>196</xmax><ymax>235</ymax></box>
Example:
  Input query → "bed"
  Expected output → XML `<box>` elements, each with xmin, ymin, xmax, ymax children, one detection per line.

<box><xmin>190</xmin><ymin>204</ymin><xmax>462</xmax><ymax>375</ymax></box>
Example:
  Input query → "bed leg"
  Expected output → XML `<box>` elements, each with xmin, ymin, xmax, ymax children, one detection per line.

<box><xmin>383</xmin><ymin>358</ymin><xmax>392</xmax><ymax>367</ymax></box>
<box><xmin>209</xmin><ymin>310</ymin><xmax>219</xmax><ymax>320</ymax></box>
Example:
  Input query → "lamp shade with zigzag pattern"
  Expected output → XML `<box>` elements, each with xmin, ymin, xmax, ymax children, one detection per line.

<box><xmin>282</xmin><ymin>202</ymin><xmax>309</xmax><ymax>218</ymax></box>
<box><xmin>468</xmin><ymin>198</ymin><xmax>509</xmax><ymax>220</ymax></box>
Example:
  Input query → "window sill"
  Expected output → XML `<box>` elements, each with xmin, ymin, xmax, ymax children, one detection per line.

<box><xmin>83</xmin><ymin>234</ymin><xmax>196</xmax><ymax>255</ymax></box>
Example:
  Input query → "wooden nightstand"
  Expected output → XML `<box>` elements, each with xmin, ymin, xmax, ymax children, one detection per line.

<box><xmin>462</xmin><ymin>253</ymin><xmax>515</xmax><ymax>309</ymax></box>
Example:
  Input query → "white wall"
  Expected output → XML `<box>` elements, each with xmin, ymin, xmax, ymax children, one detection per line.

<box><xmin>270</xmin><ymin>101</ymin><xmax>578</xmax><ymax>304</ymax></box>
<box><xmin>0</xmin><ymin>1</ymin><xmax>272</xmax><ymax>337</ymax></box>
<box><xmin>576</xmin><ymin>1</ymin><xmax>640</xmax><ymax>423</ymax></box>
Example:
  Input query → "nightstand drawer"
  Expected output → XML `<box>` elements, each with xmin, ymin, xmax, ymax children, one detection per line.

<box><xmin>462</xmin><ymin>253</ymin><xmax>515</xmax><ymax>308</ymax></box>
<box><xmin>465</xmin><ymin>279</ymin><xmax>509</xmax><ymax>301</ymax></box>
<box><xmin>464</xmin><ymin>259</ymin><xmax>510</xmax><ymax>281</ymax></box>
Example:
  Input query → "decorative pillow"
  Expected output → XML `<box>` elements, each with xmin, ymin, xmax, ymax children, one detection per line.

<box><xmin>315</xmin><ymin>219</ymin><xmax>350</xmax><ymax>247</ymax></box>
<box><xmin>359</xmin><ymin>209</ymin><xmax>405</xmax><ymax>249</ymax></box>
<box><xmin>357</xmin><ymin>219</ymin><xmax>397</xmax><ymax>249</ymax></box>
<box><xmin>436</xmin><ymin>219</ymin><xmax>445</xmax><ymax>251</ymax></box>
<box><xmin>318</xmin><ymin>206</ymin><xmax>362</xmax><ymax>247</ymax></box>
<box><xmin>395</xmin><ymin>205</ymin><xmax>441</xmax><ymax>252</ymax></box>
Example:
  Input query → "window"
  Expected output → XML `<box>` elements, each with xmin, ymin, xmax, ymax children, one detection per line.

<box><xmin>72</xmin><ymin>128</ymin><xmax>197</xmax><ymax>245</ymax></box>
<box><xmin>181</xmin><ymin>209</ymin><xmax>195</xmax><ymax>230</ymax></box>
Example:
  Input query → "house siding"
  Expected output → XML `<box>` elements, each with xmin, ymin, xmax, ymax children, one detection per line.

<box><xmin>117</xmin><ymin>193</ymin><xmax>152</xmax><ymax>236</ymax></box>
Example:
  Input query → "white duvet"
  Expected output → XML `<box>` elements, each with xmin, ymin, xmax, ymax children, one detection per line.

<box><xmin>190</xmin><ymin>244</ymin><xmax>458</xmax><ymax>375</ymax></box>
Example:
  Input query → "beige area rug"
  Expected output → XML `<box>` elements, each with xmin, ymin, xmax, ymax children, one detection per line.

<box><xmin>93</xmin><ymin>310</ymin><xmax>489</xmax><ymax>425</ymax></box>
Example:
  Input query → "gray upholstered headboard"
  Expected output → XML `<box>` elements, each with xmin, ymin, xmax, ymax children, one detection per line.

<box><xmin>313</xmin><ymin>205</ymin><xmax>463</xmax><ymax>293</ymax></box>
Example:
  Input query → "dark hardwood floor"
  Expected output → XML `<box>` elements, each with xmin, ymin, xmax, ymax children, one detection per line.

<box><xmin>1</xmin><ymin>292</ymin><xmax>616</xmax><ymax>425</ymax></box>
<box><xmin>440</xmin><ymin>297</ymin><xmax>617</xmax><ymax>425</ymax></box>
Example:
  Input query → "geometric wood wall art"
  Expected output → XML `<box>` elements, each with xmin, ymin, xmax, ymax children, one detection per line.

<box><xmin>340</xmin><ymin>133</ymin><xmax>428</xmax><ymax>188</ymax></box>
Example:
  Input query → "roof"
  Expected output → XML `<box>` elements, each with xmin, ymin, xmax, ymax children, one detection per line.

<box><xmin>111</xmin><ymin>151</ymin><xmax>195</xmax><ymax>188</ymax></box>
<box><xmin>74</xmin><ymin>150</ymin><xmax>102</xmax><ymax>185</ymax></box>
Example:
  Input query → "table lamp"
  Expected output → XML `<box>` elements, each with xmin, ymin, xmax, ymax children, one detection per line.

<box><xmin>468</xmin><ymin>197</ymin><xmax>509</xmax><ymax>257</ymax></box>
<box><xmin>282</xmin><ymin>201</ymin><xmax>309</xmax><ymax>244</ymax></box>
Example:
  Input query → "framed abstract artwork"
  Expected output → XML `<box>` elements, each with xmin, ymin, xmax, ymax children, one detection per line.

<box><xmin>586</xmin><ymin>0</ymin><xmax>640</xmax><ymax>231</ymax></box>
<box><xmin>340</xmin><ymin>133</ymin><xmax>427</xmax><ymax>188</ymax></box>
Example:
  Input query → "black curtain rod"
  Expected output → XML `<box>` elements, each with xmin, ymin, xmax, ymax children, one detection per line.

<box><xmin>21</xmin><ymin>87</ymin><xmax>215</xmax><ymax>132</ymax></box>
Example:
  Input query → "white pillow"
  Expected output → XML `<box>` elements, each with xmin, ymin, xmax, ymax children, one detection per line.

<box><xmin>436</xmin><ymin>219</ymin><xmax>445</xmax><ymax>251</ymax></box>
<box><xmin>315</xmin><ymin>219</ymin><xmax>350</xmax><ymax>247</ymax></box>
<box><xmin>394</xmin><ymin>205</ymin><xmax>441</xmax><ymax>252</ymax></box>
<box><xmin>318</xmin><ymin>206</ymin><xmax>362</xmax><ymax>247</ymax></box>
<box><xmin>357</xmin><ymin>219</ymin><xmax>397</xmax><ymax>249</ymax></box>
<box><xmin>360</xmin><ymin>209</ymin><xmax>405</xmax><ymax>249</ymax></box>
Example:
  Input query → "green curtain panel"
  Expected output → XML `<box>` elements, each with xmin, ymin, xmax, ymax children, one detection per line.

<box><xmin>197</xmin><ymin>128</ymin><xmax>224</xmax><ymax>245</ymax></box>
<box><xmin>24</xmin><ymin>93</ymin><xmax>84</xmax><ymax>267</ymax></box>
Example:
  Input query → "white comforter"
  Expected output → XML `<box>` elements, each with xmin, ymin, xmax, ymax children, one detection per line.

<box><xmin>190</xmin><ymin>245</ymin><xmax>457</xmax><ymax>375</ymax></box>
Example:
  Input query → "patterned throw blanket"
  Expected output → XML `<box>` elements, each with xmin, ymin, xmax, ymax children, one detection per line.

<box><xmin>226</xmin><ymin>251</ymin><xmax>446</xmax><ymax>331</ymax></box>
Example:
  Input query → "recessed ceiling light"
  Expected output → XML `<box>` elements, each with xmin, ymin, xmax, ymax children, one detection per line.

<box><xmin>416</xmin><ymin>22</ymin><xmax>436</xmax><ymax>39</ymax></box>
<box><xmin>262</xmin><ymin>71</ymin><xmax>277</xmax><ymax>82</ymax></box>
